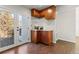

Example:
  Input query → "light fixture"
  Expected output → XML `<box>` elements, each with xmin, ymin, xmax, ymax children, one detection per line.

<box><xmin>48</xmin><ymin>9</ymin><xmax>52</xmax><ymax>13</ymax></box>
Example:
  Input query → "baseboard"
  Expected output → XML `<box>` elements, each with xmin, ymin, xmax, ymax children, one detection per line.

<box><xmin>57</xmin><ymin>39</ymin><xmax>76</xmax><ymax>43</ymax></box>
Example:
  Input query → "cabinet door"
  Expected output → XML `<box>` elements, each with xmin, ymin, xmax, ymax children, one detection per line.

<box><xmin>31</xmin><ymin>31</ymin><xmax>37</xmax><ymax>43</ymax></box>
<box><xmin>37</xmin><ymin>31</ymin><xmax>42</xmax><ymax>43</ymax></box>
<box><xmin>31</xmin><ymin>9</ymin><xmax>40</xmax><ymax>18</ymax></box>
<box><xmin>40</xmin><ymin>6</ymin><xmax>56</xmax><ymax>20</ymax></box>
<box><xmin>41</xmin><ymin>31</ymin><xmax>52</xmax><ymax>45</ymax></box>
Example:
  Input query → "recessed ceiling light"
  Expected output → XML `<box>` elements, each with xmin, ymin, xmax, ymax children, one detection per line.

<box><xmin>48</xmin><ymin>9</ymin><xmax>52</xmax><ymax>13</ymax></box>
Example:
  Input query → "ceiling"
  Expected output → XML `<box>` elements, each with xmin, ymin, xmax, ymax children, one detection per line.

<box><xmin>23</xmin><ymin>5</ymin><xmax>51</xmax><ymax>10</ymax></box>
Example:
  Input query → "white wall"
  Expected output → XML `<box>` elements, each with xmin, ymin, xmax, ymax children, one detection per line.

<box><xmin>76</xmin><ymin>7</ymin><xmax>79</xmax><ymax>36</ymax></box>
<box><xmin>56</xmin><ymin>5</ymin><xmax>76</xmax><ymax>43</ymax></box>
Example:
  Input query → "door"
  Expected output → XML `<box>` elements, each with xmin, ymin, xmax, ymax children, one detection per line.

<box><xmin>22</xmin><ymin>15</ymin><xmax>30</xmax><ymax>42</ymax></box>
<box><xmin>14</xmin><ymin>14</ymin><xmax>30</xmax><ymax>43</ymax></box>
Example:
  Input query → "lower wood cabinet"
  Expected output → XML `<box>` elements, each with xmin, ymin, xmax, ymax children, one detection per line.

<box><xmin>41</xmin><ymin>31</ymin><xmax>52</xmax><ymax>45</ymax></box>
<box><xmin>31</xmin><ymin>30</ymin><xmax>53</xmax><ymax>45</ymax></box>
<box><xmin>31</xmin><ymin>30</ymin><xmax>37</xmax><ymax>43</ymax></box>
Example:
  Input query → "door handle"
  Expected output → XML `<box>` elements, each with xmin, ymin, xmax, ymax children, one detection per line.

<box><xmin>17</xmin><ymin>27</ymin><xmax>19</xmax><ymax>31</ymax></box>
<box><xmin>19</xmin><ymin>28</ymin><xmax>22</xmax><ymax>36</ymax></box>
<box><xmin>17</xmin><ymin>27</ymin><xmax>22</xmax><ymax>36</ymax></box>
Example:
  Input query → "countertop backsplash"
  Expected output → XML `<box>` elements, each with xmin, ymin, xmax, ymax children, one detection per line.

<box><xmin>31</xmin><ymin>17</ymin><xmax>55</xmax><ymax>31</ymax></box>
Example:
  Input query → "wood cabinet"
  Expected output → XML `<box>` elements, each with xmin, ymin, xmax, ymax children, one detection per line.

<box><xmin>31</xmin><ymin>5</ymin><xmax>56</xmax><ymax>20</ymax></box>
<box><xmin>31</xmin><ymin>30</ymin><xmax>37</xmax><ymax>43</ymax></box>
<box><xmin>40</xmin><ymin>6</ymin><xmax>56</xmax><ymax>20</ymax></box>
<box><xmin>31</xmin><ymin>9</ymin><xmax>41</xmax><ymax>18</ymax></box>
<box><xmin>31</xmin><ymin>30</ymin><xmax>53</xmax><ymax>45</ymax></box>
<box><xmin>37</xmin><ymin>31</ymin><xmax>42</xmax><ymax>43</ymax></box>
<box><xmin>41</xmin><ymin>31</ymin><xmax>52</xmax><ymax>45</ymax></box>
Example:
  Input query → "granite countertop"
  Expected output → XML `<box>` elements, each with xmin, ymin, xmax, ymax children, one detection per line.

<box><xmin>31</xmin><ymin>29</ymin><xmax>53</xmax><ymax>31</ymax></box>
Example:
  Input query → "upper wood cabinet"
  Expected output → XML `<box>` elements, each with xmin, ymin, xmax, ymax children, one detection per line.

<box><xmin>31</xmin><ymin>9</ymin><xmax>41</xmax><ymax>18</ymax></box>
<box><xmin>41</xmin><ymin>6</ymin><xmax>56</xmax><ymax>20</ymax></box>
<box><xmin>31</xmin><ymin>5</ymin><xmax>56</xmax><ymax>20</ymax></box>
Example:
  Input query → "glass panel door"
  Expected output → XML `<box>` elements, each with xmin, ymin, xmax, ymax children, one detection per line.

<box><xmin>17</xmin><ymin>15</ymin><xmax>23</xmax><ymax>42</ymax></box>
<box><xmin>14</xmin><ymin>14</ymin><xmax>25</xmax><ymax>43</ymax></box>
<box><xmin>15</xmin><ymin>15</ymin><xmax>30</xmax><ymax>43</ymax></box>
<box><xmin>0</xmin><ymin>10</ymin><xmax>14</xmax><ymax>47</ymax></box>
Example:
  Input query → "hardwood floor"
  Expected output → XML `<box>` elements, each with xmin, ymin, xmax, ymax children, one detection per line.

<box><xmin>0</xmin><ymin>40</ymin><xmax>76</xmax><ymax>54</ymax></box>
